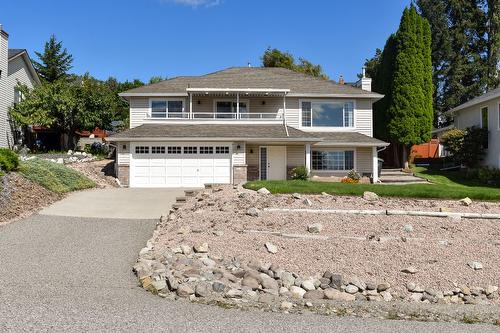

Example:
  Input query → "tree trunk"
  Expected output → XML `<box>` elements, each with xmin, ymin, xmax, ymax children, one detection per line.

<box><xmin>402</xmin><ymin>145</ymin><xmax>409</xmax><ymax>169</ymax></box>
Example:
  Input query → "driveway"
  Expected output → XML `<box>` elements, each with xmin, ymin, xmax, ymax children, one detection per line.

<box><xmin>0</xmin><ymin>191</ymin><xmax>497</xmax><ymax>332</ymax></box>
<box><xmin>39</xmin><ymin>188</ymin><xmax>185</xmax><ymax>219</ymax></box>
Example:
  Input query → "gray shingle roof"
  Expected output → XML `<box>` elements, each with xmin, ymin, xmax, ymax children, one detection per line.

<box><xmin>309</xmin><ymin>132</ymin><xmax>389</xmax><ymax>146</ymax></box>
<box><xmin>121</xmin><ymin>67</ymin><xmax>382</xmax><ymax>97</ymax></box>
<box><xmin>448</xmin><ymin>86</ymin><xmax>500</xmax><ymax>113</ymax></box>
<box><xmin>8</xmin><ymin>48</ymin><xmax>25</xmax><ymax>59</ymax></box>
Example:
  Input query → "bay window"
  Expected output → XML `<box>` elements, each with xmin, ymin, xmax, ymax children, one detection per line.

<box><xmin>301</xmin><ymin>101</ymin><xmax>354</xmax><ymax>127</ymax></box>
<box><xmin>312</xmin><ymin>150</ymin><xmax>354</xmax><ymax>171</ymax></box>
<box><xmin>150</xmin><ymin>99</ymin><xmax>185</xmax><ymax>118</ymax></box>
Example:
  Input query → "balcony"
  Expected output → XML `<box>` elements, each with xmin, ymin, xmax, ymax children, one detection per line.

<box><xmin>145</xmin><ymin>112</ymin><xmax>284</xmax><ymax>124</ymax></box>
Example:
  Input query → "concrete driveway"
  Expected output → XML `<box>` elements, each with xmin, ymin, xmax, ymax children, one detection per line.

<box><xmin>39</xmin><ymin>188</ymin><xmax>185</xmax><ymax>219</ymax></box>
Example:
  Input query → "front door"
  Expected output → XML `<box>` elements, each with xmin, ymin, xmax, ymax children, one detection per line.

<box><xmin>260</xmin><ymin>146</ymin><xmax>286</xmax><ymax>180</ymax></box>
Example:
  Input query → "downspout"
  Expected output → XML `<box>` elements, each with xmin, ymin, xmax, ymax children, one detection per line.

<box><xmin>283</xmin><ymin>92</ymin><xmax>289</xmax><ymax>137</ymax></box>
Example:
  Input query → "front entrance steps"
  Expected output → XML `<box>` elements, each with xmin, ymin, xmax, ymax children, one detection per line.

<box><xmin>379</xmin><ymin>169</ymin><xmax>428</xmax><ymax>184</ymax></box>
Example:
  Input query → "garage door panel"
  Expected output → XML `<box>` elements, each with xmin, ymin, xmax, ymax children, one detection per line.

<box><xmin>150</xmin><ymin>167</ymin><xmax>166</xmax><ymax>177</ymax></box>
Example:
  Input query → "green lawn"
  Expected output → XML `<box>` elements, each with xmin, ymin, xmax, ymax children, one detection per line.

<box><xmin>244</xmin><ymin>168</ymin><xmax>500</xmax><ymax>201</ymax></box>
<box><xmin>20</xmin><ymin>159</ymin><xmax>96</xmax><ymax>193</ymax></box>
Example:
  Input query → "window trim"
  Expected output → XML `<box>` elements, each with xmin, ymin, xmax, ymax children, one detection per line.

<box><xmin>299</xmin><ymin>99</ymin><xmax>356</xmax><ymax>130</ymax></box>
<box><xmin>213</xmin><ymin>99</ymin><xmax>250</xmax><ymax>118</ymax></box>
<box><xmin>310</xmin><ymin>148</ymin><xmax>357</xmax><ymax>172</ymax></box>
<box><xmin>480</xmin><ymin>105</ymin><xmax>489</xmax><ymax>129</ymax></box>
<box><xmin>148</xmin><ymin>98</ymin><xmax>186</xmax><ymax>119</ymax></box>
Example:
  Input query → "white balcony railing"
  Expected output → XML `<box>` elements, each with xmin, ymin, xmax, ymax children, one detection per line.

<box><xmin>154</xmin><ymin>112</ymin><xmax>283</xmax><ymax>120</ymax></box>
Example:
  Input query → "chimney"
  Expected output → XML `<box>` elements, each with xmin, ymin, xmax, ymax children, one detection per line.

<box><xmin>339</xmin><ymin>75</ymin><xmax>345</xmax><ymax>85</ymax></box>
<box><xmin>357</xmin><ymin>66</ymin><xmax>372</xmax><ymax>91</ymax></box>
<box><xmin>0</xmin><ymin>24</ymin><xmax>8</xmax><ymax>80</ymax></box>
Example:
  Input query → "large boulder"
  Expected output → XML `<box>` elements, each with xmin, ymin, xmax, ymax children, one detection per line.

<box><xmin>363</xmin><ymin>191</ymin><xmax>379</xmax><ymax>201</ymax></box>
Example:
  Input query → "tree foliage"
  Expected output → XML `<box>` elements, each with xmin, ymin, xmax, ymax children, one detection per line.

<box><xmin>262</xmin><ymin>47</ymin><xmax>328</xmax><ymax>79</ymax></box>
<box><xmin>33</xmin><ymin>35</ymin><xmax>73</xmax><ymax>82</ymax></box>
<box><xmin>441</xmin><ymin>126</ymin><xmax>489</xmax><ymax>168</ymax></box>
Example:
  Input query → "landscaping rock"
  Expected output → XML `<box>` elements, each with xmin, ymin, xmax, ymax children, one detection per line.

<box><xmin>289</xmin><ymin>286</ymin><xmax>307</xmax><ymax>299</ymax></box>
<box><xmin>345</xmin><ymin>284</ymin><xmax>359</xmax><ymax>294</ymax></box>
<box><xmin>459</xmin><ymin>197</ymin><xmax>472</xmax><ymax>206</ymax></box>
<box><xmin>242</xmin><ymin>276</ymin><xmax>260</xmax><ymax>290</ymax></box>
<box><xmin>280</xmin><ymin>301</ymin><xmax>294</xmax><ymax>310</ymax></box>
<box><xmin>177</xmin><ymin>284</ymin><xmax>194</xmax><ymax>297</ymax></box>
<box><xmin>212</xmin><ymin>281</ymin><xmax>226</xmax><ymax>293</ymax></box>
<box><xmin>403</xmin><ymin>224</ymin><xmax>414</xmax><ymax>233</ymax></box>
<box><xmin>195</xmin><ymin>282</ymin><xmax>212</xmax><ymax>297</ymax></box>
<box><xmin>304</xmin><ymin>289</ymin><xmax>325</xmax><ymax>300</ymax></box>
<box><xmin>409</xmin><ymin>293</ymin><xmax>423</xmax><ymax>302</ymax></box>
<box><xmin>485</xmin><ymin>285</ymin><xmax>498</xmax><ymax>296</ymax></box>
<box><xmin>292</xmin><ymin>193</ymin><xmax>302</xmax><ymax>199</ymax></box>
<box><xmin>307</xmin><ymin>223</ymin><xmax>323</xmax><ymax>234</ymax></box>
<box><xmin>401</xmin><ymin>266</ymin><xmax>418</xmax><ymax>274</ymax></box>
<box><xmin>301</xmin><ymin>280</ymin><xmax>316</xmax><ymax>291</ymax></box>
<box><xmin>180</xmin><ymin>244</ymin><xmax>192</xmax><ymax>255</ymax></box>
<box><xmin>166</xmin><ymin>275</ymin><xmax>179</xmax><ymax>291</ymax></box>
<box><xmin>324</xmin><ymin>288</ymin><xmax>355</xmax><ymax>301</ymax></box>
<box><xmin>303</xmin><ymin>198</ymin><xmax>313</xmax><ymax>206</ymax></box>
<box><xmin>349</xmin><ymin>277</ymin><xmax>366</xmax><ymax>291</ymax></box>
<box><xmin>261</xmin><ymin>277</ymin><xmax>279</xmax><ymax>290</ymax></box>
<box><xmin>246</xmin><ymin>207</ymin><xmax>260</xmax><ymax>217</ymax></box>
<box><xmin>330</xmin><ymin>274</ymin><xmax>343</xmax><ymax>289</ymax></box>
<box><xmin>193</xmin><ymin>242</ymin><xmax>209</xmax><ymax>253</ymax></box>
<box><xmin>226</xmin><ymin>288</ymin><xmax>243</xmax><ymax>298</ymax></box>
<box><xmin>377</xmin><ymin>282</ymin><xmax>391</xmax><ymax>292</ymax></box>
<box><xmin>380</xmin><ymin>291</ymin><xmax>393</xmax><ymax>302</ymax></box>
<box><xmin>468</xmin><ymin>261</ymin><xmax>483</xmax><ymax>270</ymax></box>
<box><xmin>362</xmin><ymin>191</ymin><xmax>379</xmax><ymax>201</ymax></box>
<box><xmin>151</xmin><ymin>279</ymin><xmax>167</xmax><ymax>292</ymax></box>
<box><xmin>281</xmin><ymin>272</ymin><xmax>295</xmax><ymax>288</ymax></box>
<box><xmin>265</xmin><ymin>242</ymin><xmax>278</xmax><ymax>254</ymax></box>
<box><xmin>257</xmin><ymin>187</ymin><xmax>271</xmax><ymax>195</ymax></box>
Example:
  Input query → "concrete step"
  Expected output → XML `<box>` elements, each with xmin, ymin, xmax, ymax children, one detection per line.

<box><xmin>172</xmin><ymin>203</ymin><xmax>184</xmax><ymax>210</ymax></box>
<box><xmin>176</xmin><ymin>196</ymin><xmax>187</xmax><ymax>203</ymax></box>
<box><xmin>382</xmin><ymin>168</ymin><xmax>403</xmax><ymax>172</ymax></box>
<box><xmin>380</xmin><ymin>171</ymin><xmax>415</xmax><ymax>177</ymax></box>
<box><xmin>380</xmin><ymin>175</ymin><xmax>427</xmax><ymax>183</ymax></box>
<box><xmin>184</xmin><ymin>190</ymin><xmax>197</xmax><ymax>197</ymax></box>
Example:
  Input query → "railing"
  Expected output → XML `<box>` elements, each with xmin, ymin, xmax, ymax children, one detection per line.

<box><xmin>150</xmin><ymin>112</ymin><xmax>283</xmax><ymax>120</ymax></box>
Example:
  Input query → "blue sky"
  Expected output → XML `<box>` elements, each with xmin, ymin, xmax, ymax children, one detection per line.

<box><xmin>3</xmin><ymin>0</ymin><xmax>411</xmax><ymax>82</ymax></box>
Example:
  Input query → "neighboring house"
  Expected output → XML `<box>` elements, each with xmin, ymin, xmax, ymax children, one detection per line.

<box><xmin>447</xmin><ymin>87</ymin><xmax>500</xmax><ymax>169</ymax></box>
<box><xmin>0</xmin><ymin>24</ymin><xmax>40</xmax><ymax>148</ymax></box>
<box><xmin>108</xmin><ymin>67</ymin><xmax>388</xmax><ymax>188</ymax></box>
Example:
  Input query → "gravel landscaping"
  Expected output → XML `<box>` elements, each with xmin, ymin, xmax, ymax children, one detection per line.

<box><xmin>135</xmin><ymin>185</ymin><xmax>500</xmax><ymax>324</ymax></box>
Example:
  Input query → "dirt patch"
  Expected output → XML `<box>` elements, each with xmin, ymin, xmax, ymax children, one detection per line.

<box><xmin>66</xmin><ymin>159</ymin><xmax>118</xmax><ymax>189</ymax></box>
<box><xmin>153</xmin><ymin>186</ymin><xmax>500</xmax><ymax>298</ymax></box>
<box><xmin>0</xmin><ymin>173</ymin><xmax>62</xmax><ymax>225</ymax></box>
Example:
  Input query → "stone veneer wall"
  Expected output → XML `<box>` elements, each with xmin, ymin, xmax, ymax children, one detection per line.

<box><xmin>117</xmin><ymin>165</ymin><xmax>130</xmax><ymax>186</ymax></box>
<box><xmin>247</xmin><ymin>165</ymin><xmax>259</xmax><ymax>181</ymax></box>
<box><xmin>232</xmin><ymin>165</ymin><xmax>247</xmax><ymax>184</ymax></box>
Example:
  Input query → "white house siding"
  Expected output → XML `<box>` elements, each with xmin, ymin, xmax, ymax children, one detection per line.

<box><xmin>130</xmin><ymin>97</ymin><xmax>150</xmax><ymax>128</ymax></box>
<box><xmin>454</xmin><ymin>96</ymin><xmax>500</xmax><ymax>168</ymax></box>
<box><xmin>117</xmin><ymin>142</ymin><xmax>130</xmax><ymax>165</ymax></box>
<box><xmin>0</xmin><ymin>54</ymin><xmax>36</xmax><ymax>148</ymax></box>
<box><xmin>284</xmin><ymin>97</ymin><xmax>373</xmax><ymax>136</ymax></box>
<box><xmin>232</xmin><ymin>141</ymin><xmax>246</xmax><ymax>165</ymax></box>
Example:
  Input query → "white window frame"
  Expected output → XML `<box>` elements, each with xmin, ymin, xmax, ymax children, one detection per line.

<box><xmin>213</xmin><ymin>99</ymin><xmax>250</xmax><ymax>117</ymax></box>
<box><xmin>14</xmin><ymin>87</ymin><xmax>23</xmax><ymax>105</ymax></box>
<box><xmin>299</xmin><ymin>99</ymin><xmax>356</xmax><ymax>131</ymax></box>
<box><xmin>310</xmin><ymin>148</ymin><xmax>357</xmax><ymax>172</ymax></box>
<box><xmin>149</xmin><ymin>98</ymin><xmax>186</xmax><ymax>119</ymax></box>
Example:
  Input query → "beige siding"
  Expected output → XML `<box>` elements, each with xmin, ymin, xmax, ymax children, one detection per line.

<box><xmin>246</xmin><ymin>144</ymin><xmax>259</xmax><ymax>167</ymax></box>
<box><xmin>232</xmin><ymin>141</ymin><xmax>246</xmax><ymax>165</ymax></box>
<box><xmin>130</xmin><ymin>97</ymin><xmax>150</xmax><ymax>128</ymax></box>
<box><xmin>355</xmin><ymin>99</ymin><xmax>373</xmax><ymax>137</ymax></box>
<box><xmin>285</xmin><ymin>98</ymin><xmax>300</xmax><ymax>127</ymax></box>
<box><xmin>455</xmin><ymin>96</ymin><xmax>500</xmax><ymax>168</ymax></box>
<box><xmin>0</xmin><ymin>53</ymin><xmax>37</xmax><ymax>148</ymax></box>
<box><xmin>287</xmin><ymin>145</ymin><xmax>305</xmax><ymax>167</ymax></box>
<box><xmin>117</xmin><ymin>142</ymin><xmax>130</xmax><ymax>165</ymax></box>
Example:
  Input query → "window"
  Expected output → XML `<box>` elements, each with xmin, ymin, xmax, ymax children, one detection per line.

<box><xmin>14</xmin><ymin>88</ymin><xmax>23</xmax><ymax>105</ymax></box>
<box><xmin>216</xmin><ymin>146</ymin><xmax>230</xmax><ymax>154</ymax></box>
<box><xmin>301</xmin><ymin>101</ymin><xmax>354</xmax><ymax>127</ymax></box>
<box><xmin>312</xmin><ymin>150</ymin><xmax>354</xmax><ymax>171</ymax></box>
<box><xmin>183</xmin><ymin>146</ymin><xmax>197</xmax><ymax>154</ymax></box>
<box><xmin>481</xmin><ymin>107</ymin><xmax>488</xmax><ymax>129</ymax></box>
<box><xmin>151</xmin><ymin>100</ymin><xmax>184</xmax><ymax>118</ymax></box>
<box><xmin>199</xmin><ymin>146</ymin><xmax>214</xmax><ymax>154</ymax></box>
<box><xmin>135</xmin><ymin>146</ymin><xmax>149</xmax><ymax>154</ymax></box>
<box><xmin>167</xmin><ymin>146</ymin><xmax>181</xmax><ymax>154</ymax></box>
<box><xmin>215</xmin><ymin>101</ymin><xmax>248</xmax><ymax>119</ymax></box>
<box><xmin>260</xmin><ymin>147</ymin><xmax>267</xmax><ymax>180</ymax></box>
<box><xmin>151</xmin><ymin>146</ymin><xmax>165</xmax><ymax>154</ymax></box>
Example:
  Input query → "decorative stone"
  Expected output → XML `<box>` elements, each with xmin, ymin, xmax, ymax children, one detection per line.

<box><xmin>257</xmin><ymin>187</ymin><xmax>271</xmax><ymax>195</ymax></box>
<box><xmin>459</xmin><ymin>197</ymin><xmax>472</xmax><ymax>206</ymax></box>
<box><xmin>467</xmin><ymin>261</ymin><xmax>483</xmax><ymax>270</ymax></box>
<box><xmin>324</xmin><ymin>288</ymin><xmax>355</xmax><ymax>301</ymax></box>
<box><xmin>246</xmin><ymin>207</ymin><xmax>260</xmax><ymax>217</ymax></box>
<box><xmin>345</xmin><ymin>284</ymin><xmax>359</xmax><ymax>294</ymax></box>
<box><xmin>261</xmin><ymin>277</ymin><xmax>279</xmax><ymax>290</ymax></box>
<box><xmin>292</xmin><ymin>193</ymin><xmax>302</xmax><ymax>199</ymax></box>
<box><xmin>304</xmin><ymin>290</ymin><xmax>325</xmax><ymax>300</ymax></box>
<box><xmin>176</xmin><ymin>284</ymin><xmax>194</xmax><ymax>297</ymax></box>
<box><xmin>380</xmin><ymin>291</ymin><xmax>393</xmax><ymax>302</ymax></box>
<box><xmin>307</xmin><ymin>223</ymin><xmax>323</xmax><ymax>234</ymax></box>
<box><xmin>365</xmin><ymin>282</ymin><xmax>377</xmax><ymax>290</ymax></box>
<box><xmin>363</xmin><ymin>191</ymin><xmax>379</xmax><ymax>201</ymax></box>
<box><xmin>212</xmin><ymin>281</ymin><xmax>226</xmax><ymax>293</ymax></box>
<box><xmin>303</xmin><ymin>198</ymin><xmax>313</xmax><ymax>206</ymax></box>
<box><xmin>193</xmin><ymin>242</ymin><xmax>209</xmax><ymax>253</ymax></box>
<box><xmin>330</xmin><ymin>274</ymin><xmax>343</xmax><ymax>289</ymax></box>
<box><xmin>180</xmin><ymin>244</ymin><xmax>192</xmax><ymax>255</ymax></box>
<box><xmin>403</xmin><ymin>224</ymin><xmax>414</xmax><ymax>233</ymax></box>
<box><xmin>166</xmin><ymin>275</ymin><xmax>179</xmax><ymax>291</ymax></box>
<box><xmin>409</xmin><ymin>293</ymin><xmax>423</xmax><ymax>302</ymax></box>
<box><xmin>349</xmin><ymin>277</ymin><xmax>366</xmax><ymax>291</ymax></box>
<box><xmin>377</xmin><ymin>282</ymin><xmax>391</xmax><ymax>292</ymax></box>
<box><xmin>151</xmin><ymin>279</ymin><xmax>167</xmax><ymax>292</ymax></box>
<box><xmin>195</xmin><ymin>283</ymin><xmax>211</xmax><ymax>297</ymax></box>
<box><xmin>280</xmin><ymin>301</ymin><xmax>294</xmax><ymax>310</ymax></box>
<box><xmin>265</xmin><ymin>242</ymin><xmax>278</xmax><ymax>254</ymax></box>
<box><xmin>289</xmin><ymin>286</ymin><xmax>307</xmax><ymax>299</ymax></box>
<box><xmin>281</xmin><ymin>272</ymin><xmax>295</xmax><ymax>288</ymax></box>
<box><xmin>226</xmin><ymin>288</ymin><xmax>243</xmax><ymax>298</ymax></box>
<box><xmin>485</xmin><ymin>285</ymin><xmax>498</xmax><ymax>296</ymax></box>
<box><xmin>242</xmin><ymin>276</ymin><xmax>260</xmax><ymax>290</ymax></box>
<box><xmin>401</xmin><ymin>266</ymin><xmax>418</xmax><ymax>274</ymax></box>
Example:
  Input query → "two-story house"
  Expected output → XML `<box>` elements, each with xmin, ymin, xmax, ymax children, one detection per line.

<box><xmin>0</xmin><ymin>24</ymin><xmax>40</xmax><ymax>148</ymax></box>
<box><xmin>108</xmin><ymin>67</ymin><xmax>388</xmax><ymax>188</ymax></box>
<box><xmin>447</xmin><ymin>87</ymin><xmax>500</xmax><ymax>169</ymax></box>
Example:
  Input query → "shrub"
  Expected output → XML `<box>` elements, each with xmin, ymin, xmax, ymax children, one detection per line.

<box><xmin>0</xmin><ymin>148</ymin><xmax>20</xmax><ymax>172</ymax></box>
<box><xmin>347</xmin><ymin>169</ymin><xmax>361</xmax><ymax>181</ymax></box>
<box><xmin>291</xmin><ymin>166</ymin><xmax>309</xmax><ymax>180</ymax></box>
<box><xmin>441</xmin><ymin>126</ymin><xmax>488</xmax><ymax>168</ymax></box>
<box><xmin>341</xmin><ymin>177</ymin><xmax>358</xmax><ymax>184</ymax></box>
<box><xmin>84</xmin><ymin>142</ymin><xmax>108</xmax><ymax>156</ymax></box>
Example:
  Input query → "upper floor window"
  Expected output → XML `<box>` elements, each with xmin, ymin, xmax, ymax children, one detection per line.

<box><xmin>151</xmin><ymin>99</ymin><xmax>185</xmax><ymax>118</ymax></box>
<box><xmin>215</xmin><ymin>100</ymin><xmax>248</xmax><ymax>119</ymax></box>
<box><xmin>14</xmin><ymin>88</ymin><xmax>23</xmax><ymax>105</ymax></box>
<box><xmin>301</xmin><ymin>101</ymin><xmax>354</xmax><ymax>127</ymax></box>
<box><xmin>481</xmin><ymin>106</ymin><xmax>488</xmax><ymax>129</ymax></box>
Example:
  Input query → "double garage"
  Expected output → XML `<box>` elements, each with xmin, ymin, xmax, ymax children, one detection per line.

<box><xmin>129</xmin><ymin>142</ymin><xmax>232</xmax><ymax>188</ymax></box>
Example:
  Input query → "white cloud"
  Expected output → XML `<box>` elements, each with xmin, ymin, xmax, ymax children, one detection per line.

<box><xmin>161</xmin><ymin>0</ymin><xmax>222</xmax><ymax>7</ymax></box>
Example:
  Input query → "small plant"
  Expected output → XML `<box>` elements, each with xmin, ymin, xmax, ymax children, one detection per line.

<box><xmin>291</xmin><ymin>166</ymin><xmax>309</xmax><ymax>180</ymax></box>
<box><xmin>347</xmin><ymin>169</ymin><xmax>361</xmax><ymax>181</ymax></box>
<box><xmin>84</xmin><ymin>142</ymin><xmax>108</xmax><ymax>156</ymax></box>
<box><xmin>341</xmin><ymin>177</ymin><xmax>358</xmax><ymax>184</ymax></box>
<box><xmin>0</xmin><ymin>148</ymin><xmax>20</xmax><ymax>173</ymax></box>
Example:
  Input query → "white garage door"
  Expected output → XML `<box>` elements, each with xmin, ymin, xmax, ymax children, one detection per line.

<box><xmin>130</xmin><ymin>143</ymin><xmax>231</xmax><ymax>188</ymax></box>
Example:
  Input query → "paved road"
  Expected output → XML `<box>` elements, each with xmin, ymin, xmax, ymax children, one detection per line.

<box><xmin>0</xmin><ymin>196</ymin><xmax>498</xmax><ymax>332</ymax></box>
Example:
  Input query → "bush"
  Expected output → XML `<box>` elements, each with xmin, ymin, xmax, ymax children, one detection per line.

<box><xmin>465</xmin><ymin>166</ymin><xmax>500</xmax><ymax>187</ymax></box>
<box><xmin>347</xmin><ymin>169</ymin><xmax>361</xmax><ymax>181</ymax></box>
<box><xmin>0</xmin><ymin>148</ymin><xmax>20</xmax><ymax>172</ymax></box>
<box><xmin>442</xmin><ymin>126</ymin><xmax>488</xmax><ymax>168</ymax></box>
<box><xmin>84</xmin><ymin>142</ymin><xmax>108</xmax><ymax>156</ymax></box>
<box><xmin>341</xmin><ymin>177</ymin><xmax>358</xmax><ymax>184</ymax></box>
<box><xmin>291</xmin><ymin>166</ymin><xmax>309</xmax><ymax>180</ymax></box>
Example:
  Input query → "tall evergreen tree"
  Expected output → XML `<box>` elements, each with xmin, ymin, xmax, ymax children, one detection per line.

<box><xmin>33</xmin><ymin>35</ymin><xmax>73</xmax><ymax>82</ymax></box>
<box><xmin>485</xmin><ymin>0</ymin><xmax>500</xmax><ymax>89</ymax></box>
<box><xmin>387</xmin><ymin>6</ymin><xmax>434</xmax><ymax>166</ymax></box>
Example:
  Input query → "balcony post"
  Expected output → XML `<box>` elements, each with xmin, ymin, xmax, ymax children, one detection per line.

<box><xmin>189</xmin><ymin>92</ymin><xmax>193</xmax><ymax>119</ymax></box>
<box><xmin>305</xmin><ymin>143</ymin><xmax>311</xmax><ymax>174</ymax></box>
<box><xmin>236</xmin><ymin>92</ymin><xmax>240</xmax><ymax>119</ymax></box>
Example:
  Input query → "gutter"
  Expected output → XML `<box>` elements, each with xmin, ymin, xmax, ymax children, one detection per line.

<box><xmin>106</xmin><ymin>136</ymin><xmax>322</xmax><ymax>143</ymax></box>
